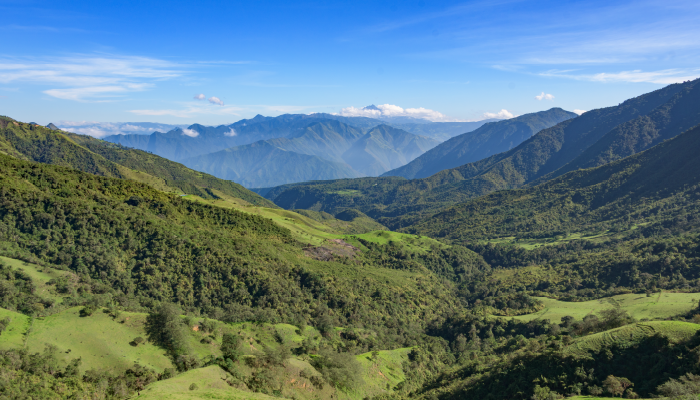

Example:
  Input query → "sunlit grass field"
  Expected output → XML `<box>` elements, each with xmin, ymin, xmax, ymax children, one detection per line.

<box><xmin>504</xmin><ymin>292</ymin><xmax>699</xmax><ymax>323</ymax></box>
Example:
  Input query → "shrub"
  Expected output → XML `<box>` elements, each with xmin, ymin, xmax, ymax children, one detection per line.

<box><xmin>221</xmin><ymin>333</ymin><xmax>242</xmax><ymax>362</ymax></box>
<box><xmin>657</xmin><ymin>373</ymin><xmax>700</xmax><ymax>398</ymax></box>
<box><xmin>310</xmin><ymin>348</ymin><xmax>363</xmax><ymax>390</ymax></box>
<box><xmin>79</xmin><ymin>306</ymin><xmax>94</xmax><ymax>317</ymax></box>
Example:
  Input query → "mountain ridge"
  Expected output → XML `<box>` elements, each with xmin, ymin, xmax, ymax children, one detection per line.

<box><xmin>382</xmin><ymin>107</ymin><xmax>578</xmax><ymax>179</ymax></box>
<box><xmin>0</xmin><ymin>116</ymin><xmax>275</xmax><ymax>207</ymax></box>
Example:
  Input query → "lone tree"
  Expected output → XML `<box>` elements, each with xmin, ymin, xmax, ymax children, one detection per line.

<box><xmin>145</xmin><ymin>303</ymin><xmax>189</xmax><ymax>357</ymax></box>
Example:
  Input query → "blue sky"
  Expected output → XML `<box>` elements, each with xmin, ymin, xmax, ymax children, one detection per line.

<box><xmin>1</xmin><ymin>0</ymin><xmax>699</xmax><ymax>130</ymax></box>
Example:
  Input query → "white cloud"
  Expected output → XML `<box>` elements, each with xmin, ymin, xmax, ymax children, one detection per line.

<box><xmin>194</xmin><ymin>93</ymin><xmax>205</xmax><ymax>100</ymax></box>
<box><xmin>535</xmin><ymin>92</ymin><xmax>555</xmax><ymax>101</ymax></box>
<box><xmin>0</xmin><ymin>55</ymin><xmax>182</xmax><ymax>101</ymax></box>
<box><xmin>56</xmin><ymin>121</ymin><xmax>187</xmax><ymax>138</ymax></box>
<box><xmin>482</xmin><ymin>109</ymin><xmax>515</xmax><ymax>119</ymax></box>
<box><xmin>181</xmin><ymin>128</ymin><xmax>199</xmax><ymax>137</ymax></box>
<box><xmin>573</xmin><ymin>109</ymin><xmax>586</xmax><ymax>115</ymax></box>
<box><xmin>224</xmin><ymin>128</ymin><xmax>237</xmax><ymax>137</ymax></box>
<box><xmin>64</xmin><ymin>126</ymin><xmax>113</xmax><ymax>138</ymax></box>
<box><xmin>336</xmin><ymin>104</ymin><xmax>464</xmax><ymax>122</ymax></box>
<box><xmin>540</xmin><ymin>69</ymin><xmax>700</xmax><ymax>84</ymax></box>
<box><xmin>208</xmin><ymin>96</ymin><xmax>224</xmax><ymax>106</ymax></box>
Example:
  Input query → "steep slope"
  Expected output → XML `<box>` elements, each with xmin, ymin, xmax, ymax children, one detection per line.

<box><xmin>265</xmin><ymin>79</ymin><xmax>700</xmax><ymax>228</ymax></box>
<box><xmin>342</xmin><ymin>124</ymin><xmax>440</xmax><ymax>175</ymax></box>
<box><xmin>409</xmin><ymin>123</ymin><xmax>700</xmax><ymax>242</ymax></box>
<box><xmin>384</xmin><ymin>108</ymin><xmax>578</xmax><ymax>179</ymax></box>
<box><xmin>540</xmin><ymin>80</ymin><xmax>700</xmax><ymax>180</ymax></box>
<box><xmin>181</xmin><ymin>140</ymin><xmax>361</xmax><ymax>188</ymax></box>
<box><xmin>451</xmin><ymin>78</ymin><xmax>700</xmax><ymax>189</ymax></box>
<box><xmin>0</xmin><ymin>116</ymin><xmax>275</xmax><ymax>206</ymax></box>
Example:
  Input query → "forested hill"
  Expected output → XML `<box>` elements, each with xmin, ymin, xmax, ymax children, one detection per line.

<box><xmin>410</xmin><ymin>123</ymin><xmax>700</xmax><ymax>242</ymax></box>
<box><xmin>383</xmin><ymin>108</ymin><xmax>578</xmax><ymax>179</ymax></box>
<box><xmin>263</xmin><ymin>78</ymin><xmax>700</xmax><ymax>229</ymax></box>
<box><xmin>0</xmin><ymin>152</ymin><xmax>485</xmax><ymax>327</ymax></box>
<box><xmin>0</xmin><ymin>116</ymin><xmax>275</xmax><ymax>207</ymax></box>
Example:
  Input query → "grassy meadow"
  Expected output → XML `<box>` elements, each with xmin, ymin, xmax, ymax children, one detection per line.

<box><xmin>504</xmin><ymin>292</ymin><xmax>699</xmax><ymax>323</ymax></box>
<box><xmin>564</xmin><ymin>321</ymin><xmax>700</xmax><ymax>357</ymax></box>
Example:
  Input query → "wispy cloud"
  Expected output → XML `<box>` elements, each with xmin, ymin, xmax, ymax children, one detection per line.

<box><xmin>383</xmin><ymin>1</ymin><xmax>700</xmax><ymax>73</ymax></box>
<box><xmin>129</xmin><ymin>102</ymin><xmax>243</xmax><ymax>118</ymax></box>
<box><xmin>194</xmin><ymin>93</ymin><xmax>205</xmax><ymax>100</ymax></box>
<box><xmin>0</xmin><ymin>55</ymin><xmax>182</xmax><ymax>101</ymax></box>
<box><xmin>535</xmin><ymin>92</ymin><xmax>554</xmax><ymax>100</ymax></box>
<box><xmin>573</xmin><ymin>109</ymin><xmax>586</xmax><ymax>115</ymax></box>
<box><xmin>540</xmin><ymin>68</ymin><xmax>700</xmax><ymax>84</ymax></box>
<box><xmin>44</xmin><ymin>83</ymin><xmax>152</xmax><ymax>101</ymax></box>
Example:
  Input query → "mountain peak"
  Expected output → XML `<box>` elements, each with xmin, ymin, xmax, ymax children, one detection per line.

<box><xmin>363</xmin><ymin>105</ymin><xmax>381</xmax><ymax>111</ymax></box>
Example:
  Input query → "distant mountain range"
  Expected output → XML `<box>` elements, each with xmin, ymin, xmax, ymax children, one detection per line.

<box><xmin>180</xmin><ymin>121</ymin><xmax>440</xmax><ymax>187</ymax></box>
<box><xmin>101</xmin><ymin>112</ymin><xmax>476</xmax><ymax>188</ymax></box>
<box><xmin>383</xmin><ymin>108</ymin><xmax>578</xmax><ymax>179</ymax></box>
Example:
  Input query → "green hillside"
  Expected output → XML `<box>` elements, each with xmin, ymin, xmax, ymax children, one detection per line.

<box><xmin>384</xmin><ymin>108</ymin><xmax>577</xmax><ymax>179</ymax></box>
<box><xmin>409</xmin><ymin>124</ymin><xmax>700</xmax><ymax>242</ymax></box>
<box><xmin>0</xmin><ymin>152</ymin><xmax>470</xmax><ymax>332</ymax></box>
<box><xmin>0</xmin><ymin>116</ymin><xmax>276</xmax><ymax>207</ymax></box>
<box><xmin>264</xmin><ymin>79</ymin><xmax>700</xmax><ymax>229</ymax></box>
